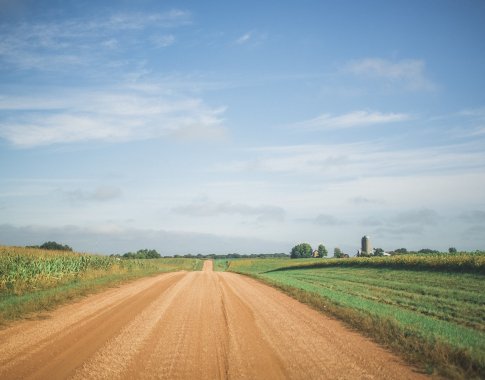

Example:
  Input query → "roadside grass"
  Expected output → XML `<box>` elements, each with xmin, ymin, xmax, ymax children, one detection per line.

<box><xmin>213</xmin><ymin>258</ymin><xmax>230</xmax><ymax>272</ymax></box>
<box><xmin>225</xmin><ymin>255</ymin><xmax>485</xmax><ymax>379</ymax></box>
<box><xmin>0</xmin><ymin>246</ymin><xmax>201</xmax><ymax>325</ymax></box>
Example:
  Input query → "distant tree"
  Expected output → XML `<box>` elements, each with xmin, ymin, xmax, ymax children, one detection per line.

<box><xmin>394</xmin><ymin>248</ymin><xmax>408</xmax><ymax>255</ymax></box>
<box><xmin>122</xmin><ymin>249</ymin><xmax>161</xmax><ymax>259</ymax></box>
<box><xmin>448</xmin><ymin>247</ymin><xmax>457</xmax><ymax>253</ymax></box>
<box><xmin>333</xmin><ymin>247</ymin><xmax>344</xmax><ymax>258</ymax></box>
<box><xmin>290</xmin><ymin>243</ymin><xmax>313</xmax><ymax>259</ymax></box>
<box><xmin>373</xmin><ymin>248</ymin><xmax>384</xmax><ymax>256</ymax></box>
<box><xmin>317</xmin><ymin>244</ymin><xmax>328</xmax><ymax>258</ymax></box>
<box><xmin>34</xmin><ymin>241</ymin><xmax>73</xmax><ymax>251</ymax></box>
<box><xmin>418</xmin><ymin>248</ymin><xmax>439</xmax><ymax>254</ymax></box>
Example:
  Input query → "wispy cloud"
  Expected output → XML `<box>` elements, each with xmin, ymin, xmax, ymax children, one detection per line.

<box><xmin>173</xmin><ymin>200</ymin><xmax>285</xmax><ymax>222</ymax></box>
<box><xmin>234</xmin><ymin>30</ymin><xmax>267</xmax><ymax>46</ymax></box>
<box><xmin>459</xmin><ymin>210</ymin><xmax>485</xmax><ymax>224</ymax></box>
<box><xmin>350</xmin><ymin>197</ymin><xmax>382</xmax><ymax>205</ymax></box>
<box><xmin>459</xmin><ymin>108</ymin><xmax>485</xmax><ymax>136</ymax></box>
<box><xmin>292</xmin><ymin>110</ymin><xmax>410</xmax><ymax>130</ymax></box>
<box><xmin>346</xmin><ymin>58</ymin><xmax>436</xmax><ymax>91</ymax></box>
<box><xmin>393</xmin><ymin>208</ymin><xmax>440</xmax><ymax>226</ymax></box>
<box><xmin>373</xmin><ymin>225</ymin><xmax>425</xmax><ymax>236</ymax></box>
<box><xmin>235</xmin><ymin>32</ymin><xmax>252</xmax><ymax>45</ymax></box>
<box><xmin>217</xmin><ymin>141</ymin><xmax>485</xmax><ymax>179</ymax></box>
<box><xmin>0</xmin><ymin>223</ymin><xmax>288</xmax><ymax>255</ymax></box>
<box><xmin>308</xmin><ymin>214</ymin><xmax>345</xmax><ymax>226</ymax></box>
<box><xmin>370</xmin><ymin>208</ymin><xmax>440</xmax><ymax>238</ymax></box>
<box><xmin>151</xmin><ymin>34</ymin><xmax>175</xmax><ymax>48</ymax></box>
<box><xmin>0</xmin><ymin>10</ymin><xmax>190</xmax><ymax>71</ymax></box>
<box><xmin>0</xmin><ymin>85</ymin><xmax>227</xmax><ymax>147</ymax></box>
<box><xmin>462</xmin><ymin>225</ymin><xmax>485</xmax><ymax>239</ymax></box>
<box><xmin>65</xmin><ymin>186</ymin><xmax>122</xmax><ymax>203</ymax></box>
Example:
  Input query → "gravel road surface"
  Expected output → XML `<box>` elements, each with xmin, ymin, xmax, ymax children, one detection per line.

<box><xmin>0</xmin><ymin>260</ymin><xmax>427</xmax><ymax>379</ymax></box>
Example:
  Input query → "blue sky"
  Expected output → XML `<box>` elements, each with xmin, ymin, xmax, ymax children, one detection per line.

<box><xmin>1</xmin><ymin>0</ymin><xmax>484</xmax><ymax>254</ymax></box>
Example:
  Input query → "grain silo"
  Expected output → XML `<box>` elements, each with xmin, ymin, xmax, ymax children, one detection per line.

<box><xmin>361</xmin><ymin>236</ymin><xmax>372</xmax><ymax>255</ymax></box>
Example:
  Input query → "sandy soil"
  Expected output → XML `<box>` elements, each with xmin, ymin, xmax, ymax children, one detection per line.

<box><xmin>0</xmin><ymin>261</ymin><xmax>427</xmax><ymax>379</ymax></box>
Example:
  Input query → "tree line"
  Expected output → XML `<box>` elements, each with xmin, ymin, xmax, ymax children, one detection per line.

<box><xmin>109</xmin><ymin>251</ymin><xmax>290</xmax><ymax>260</ymax></box>
<box><xmin>23</xmin><ymin>241</ymin><xmax>465</xmax><ymax>260</ymax></box>
<box><xmin>289</xmin><ymin>243</ymin><xmax>464</xmax><ymax>259</ymax></box>
<box><xmin>290</xmin><ymin>243</ymin><xmax>330</xmax><ymax>258</ymax></box>
<box><xmin>26</xmin><ymin>241</ymin><xmax>73</xmax><ymax>251</ymax></box>
<box><xmin>115</xmin><ymin>249</ymin><xmax>162</xmax><ymax>259</ymax></box>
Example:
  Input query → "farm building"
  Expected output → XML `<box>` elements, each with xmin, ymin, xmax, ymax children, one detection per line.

<box><xmin>361</xmin><ymin>235</ymin><xmax>372</xmax><ymax>255</ymax></box>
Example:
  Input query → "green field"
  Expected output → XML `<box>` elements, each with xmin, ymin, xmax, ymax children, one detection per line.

<box><xmin>0</xmin><ymin>246</ymin><xmax>202</xmax><ymax>324</ymax></box>
<box><xmin>218</xmin><ymin>255</ymin><xmax>485</xmax><ymax>379</ymax></box>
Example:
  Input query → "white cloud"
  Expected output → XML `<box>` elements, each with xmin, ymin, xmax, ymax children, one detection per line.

<box><xmin>0</xmin><ymin>85</ymin><xmax>227</xmax><ymax>147</ymax></box>
<box><xmin>292</xmin><ymin>110</ymin><xmax>410</xmax><ymax>130</ymax></box>
<box><xmin>236</xmin><ymin>32</ymin><xmax>252</xmax><ymax>45</ymax></box>
<box><xmin>346</xmin><ymin>58</ymin><xmax>436</xmax><ymax>91</ymax></box>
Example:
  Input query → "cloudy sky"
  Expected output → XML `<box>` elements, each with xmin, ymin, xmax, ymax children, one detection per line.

<box><xmin>1</xmin><ymin>0</ymin><xmax>484</xmax><ymax>255</ymax></box>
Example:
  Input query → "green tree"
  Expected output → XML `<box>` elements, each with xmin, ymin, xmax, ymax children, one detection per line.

<box><xmin>418</xmin><ymin>248</ymin><xmax>439</xmax><ymax>254</ymax></box>
<box><xmin>449</xmin><ymin>247</ymin><xmax>457</xmax><ymax>253</ymax></box>
<box><xmin>138</xmin><ymin>249</ymin><xmax>160</xmax><ymax>259</ymax></box>
<box><xmin>37</xmin><ymin>241</ymin><xmax>73</xmax><ymax>251</ymax></box>
<box><xmin>374</xmin><ymin>248</ymin><xmax>384</xmax><ymax>256</ymax></box>
<box><xmin>290</xmin><ymin>243</ymin><xmax>313</xmax><ymax>259</ymax></box>
<box><xmin>334</xmin><ymin>247</ymin><xmax>343</xmax><ymax>258</ymax></box>
<box><xmin>317</xmin><ymin>244</ymin><xmax>328</xmax><ymax>258</ymax></box>
<box><xmin>394</xmin><ymin>248</ymin><xmax>408</xmax><ymax>254</ymax></box>
<box><xmin>122</xmin><ymin>249</ymin><xmax>161</xmax><ymax>259</ymax></box>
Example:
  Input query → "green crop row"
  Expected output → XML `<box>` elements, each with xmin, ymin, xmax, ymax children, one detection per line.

<box><xmin>223</xmin><ymin>253</ymin><xmax>485</xmax><ymax>275</ymax></box>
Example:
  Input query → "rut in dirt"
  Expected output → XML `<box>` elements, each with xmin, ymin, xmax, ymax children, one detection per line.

<box><xmin>0</xmin><ymin>260</ymin><xmax>427</xmax><ymax>379</ymax></box>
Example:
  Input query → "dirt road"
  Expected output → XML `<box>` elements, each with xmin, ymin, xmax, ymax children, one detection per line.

<box><xmin>0</xmin><ymin>261</ymin><xmax>426</xmax><ymax>379</ymax></box>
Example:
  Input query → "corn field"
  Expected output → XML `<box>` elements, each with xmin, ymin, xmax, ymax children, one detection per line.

<box><xmin>0</xmin><ymin>246</ymin><xmax>199</xmax><ymax>295</ymax></box>
<box><xmin>0</xmin><ymin>246</ymin><xmax>115</xmax><ymax>294</ymax></box>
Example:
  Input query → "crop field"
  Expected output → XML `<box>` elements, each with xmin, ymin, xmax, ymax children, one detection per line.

<box><xmin>0</xmin><ymin>246</ymin><xmax>201</xmax><ymax>323</ymax></box>
<box><xmin>219</xmin><ymin>255</ymin><xmax>485</xmax><ymax>379</ymax></box>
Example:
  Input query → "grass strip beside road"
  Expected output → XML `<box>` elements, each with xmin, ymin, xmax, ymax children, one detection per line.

<box><xmin>0</xmin><ymin>246</ymin><xmax>202</xmax><ymax>325</ymax></box>
<box><xmin>220</xmin><ymin>256</ymin><xmax>485</xmax><ymax>380</ymax></box>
